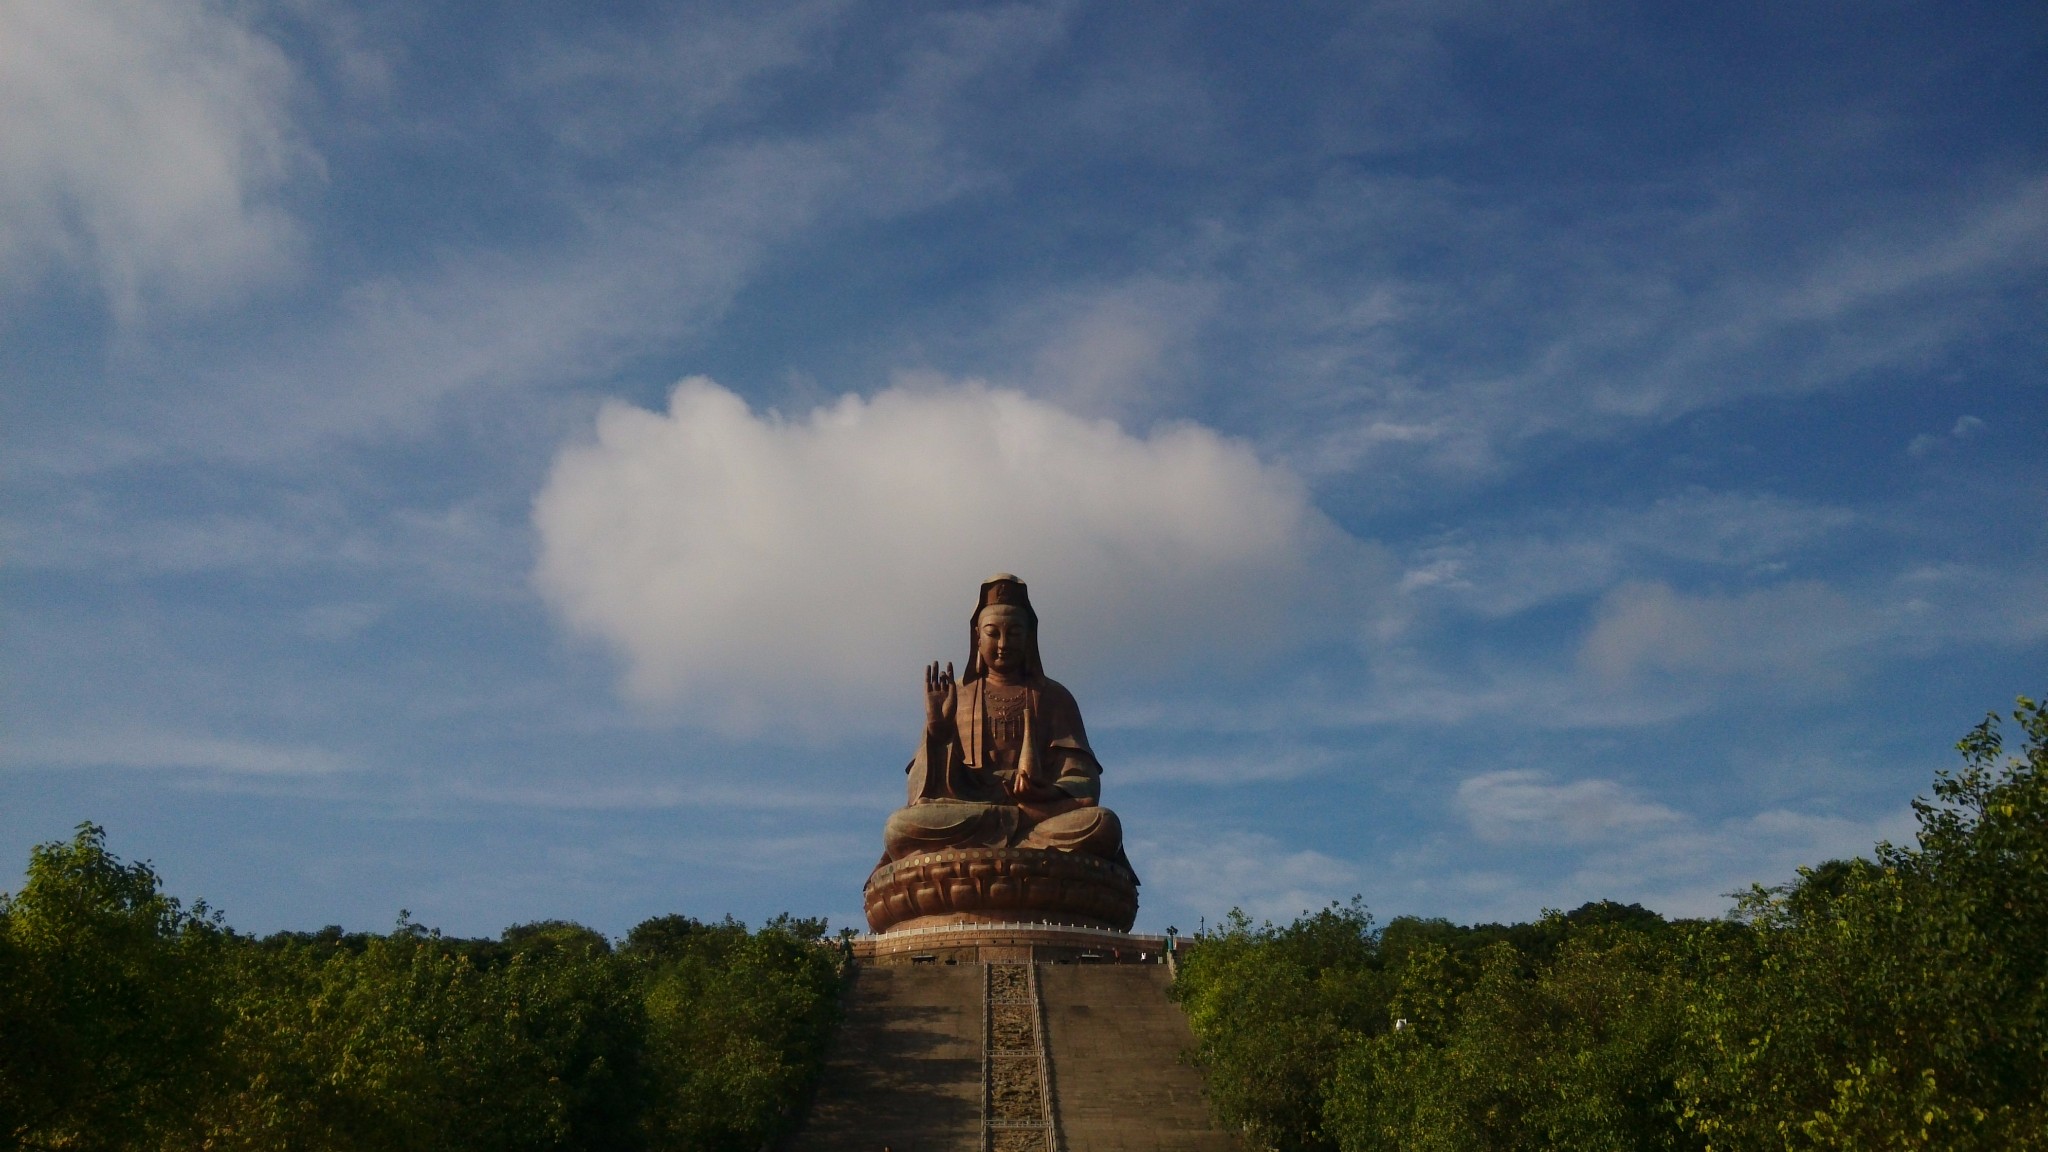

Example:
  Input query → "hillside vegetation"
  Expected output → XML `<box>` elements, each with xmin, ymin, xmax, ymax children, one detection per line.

<box><xmin>0</xmin><ymin>842</ymin><xmax>844</xmax><ymax>1152</ymax></box>
<box><xmin>5</xmin><ymin>696</ymin><xmax>2040</xmax><ymax>1150</ymax></box>
<box><xmin>1172</xmin><ymin>696</ymin><xmax>2048</xmax><ymax>1152</ymax></box>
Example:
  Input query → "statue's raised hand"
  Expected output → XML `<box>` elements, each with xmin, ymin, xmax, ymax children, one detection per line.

<box><xmin>924</xmin><ymin>661</ymin><xmax>957</xmax><ymax>731</ymax></box>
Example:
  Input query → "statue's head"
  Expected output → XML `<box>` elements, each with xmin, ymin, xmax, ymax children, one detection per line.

<box><xmin>966</xmin><ymin>573</ymin><xmax>1042</xmax><ymax>682</ymax></box>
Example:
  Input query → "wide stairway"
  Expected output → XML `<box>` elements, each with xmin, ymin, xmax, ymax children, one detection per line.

<box><xmin>790</xmin><ymin>962</ymin><xmax>1234</xmax><ymax>1151</ymax></box>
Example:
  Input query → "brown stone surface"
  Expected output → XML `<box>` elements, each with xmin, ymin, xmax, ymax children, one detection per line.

<box><xmin>865</xmin><ymin>847</ymin><xmax>1139</xmax><ymax>934</ymax></box>
<box><xmin>1040</xmin><ymin>965</ymin><xmax>1238</xmax><ymax>1151</ymax></box>
<box><xmin>792</xmin><ymin>962</ymin><xmax>1233</xmax><ymax>1151</ymax></box>
<box><xmin>786</xmin><ymin>965</ymin><xmax>982</xmax><ymax>1152</ymax></box>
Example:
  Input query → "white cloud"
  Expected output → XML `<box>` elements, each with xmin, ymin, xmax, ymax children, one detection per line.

<box><xmin>1399</xmin><ymin>491</ymin><xmax>1858</xmax><ymax>619</ymax></box>
<box><xmin>1018</xmin><ymin>277</ymin><xmax>1223</xmax><ymax>415</ymax></box>
<box><xmin>0</xmin><ymin>0</ymin><xmax>308</xmax><ymax>315</ymax></box>
<box><xmin>1550</xmin><ymin>805</ymin><xmax>1919</xmax><ymax>919</ymax></box>
<box><xmin>4</xmin><ymin>732</ymin><xmax>349</xmax><ymax>775</ymax></box>
<box><xmin>1254</xmin><ymin>175</ymin><xmax>2048</xmax><ymax>484</ymax></box>
<box><xmin>1329</xmin><ymin>562</ymin><xmax>2048</xmax><ymax>733</ymax></box>
<box><xmin>1575</xmin><ymin>567</ymin><xmax>2048</xmax><ymax>691</ymax></box>
<box><xmin>1437</xmin><ymin>766</ymin><xmax>1921</xmax><ymax>920</ymax></box>
<box><xmin>300</xmin><ymin>601</ymin><xmax>388</xmax><ymax>642</ymax></box>
<box><xmin>1908</xmin><ymin>413</ymin><xmax>1987</xmax><ymax>458</ymax></box>
<box><xmin>1579</xmin><ymin>580</ymin><xmax>1869</xmax><ymax>683</ymax></box>
<box><xmin>1116</xmin><ymin>746</ymin><xmax>1340</xmax><ymax>786</ymax></box>
<box><xmin>1131</xmin><ymin>767</ymin><xmax>1916</xmax><ymax>929</ymax></box>
<box><xmin>440</xmin><ymin>778</ymin><xmax>868</xmax><ymax>813</ymax></box>
<box><xmin>533</xmin><ymin>377</ymin><xmax>1364</xmax><ymax>733</ymax></box>
<box><xmin>18</xmin><ymin>4</ymin><xmax>1067</xmax><ymax>472</ymax></box>
<box><xmin>1133</xmin><ymin>829</ymin><xmax>1362</xmax><ymax>927</ymax></box>
<box><xmin>518</xmin><ymin>0</ymin><xmax>850</xmax><ymax>157</ymax></box>
<box><xmin>1</xmin><ymin>485</ymin><xmax>532</xmax><ymax>603</ymax></box>
<box><xmin>1457</xmin><ymin>770</ymin><xmax>1681</xmax><ymax>846</ymax></box>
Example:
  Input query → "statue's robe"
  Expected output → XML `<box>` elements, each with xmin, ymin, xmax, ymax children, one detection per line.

<box><xmin>882</xmin><ymin>673</ymin><xmax>1126</xmax><ymax>868</ymax></box>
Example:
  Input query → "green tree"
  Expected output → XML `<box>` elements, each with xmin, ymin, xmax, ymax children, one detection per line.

<box><xmin>0</xmin><ymin>824</ymin><xmax>226</xmax><ymax>1151</ymax></box>
<box><xmin>634</xmin><ymin>914</ymin><xmax>843</xmax><ymax>1152</ymax></box>
<box><xmin>1</xmin><ymin>829</ymin><xmax>849</xmax><ymax>1152</ymax></box>
<box><xmin>193</xmin><ymin>916</ymin><xmax>646</xmax><ymax>1152</ymax></box>
<box><xmin>1675</xmin><ymin>695</ymin><xmax>2048</xmax><ymax>1150</ymax></box>
<box><xmin>1151</xmin><ymin>694</ymin><xmax>2048</xmax><ymax>1150</ymax></box>
<box><xmin>1326</xmin><ymin>923</ymin><xmax>1702</xmax><ymax>1152</ymax></box>
<box><xmin>1172</xmin><ymin>901</ymin><xmax>1386</xmax><ymax>1152</ymax></box>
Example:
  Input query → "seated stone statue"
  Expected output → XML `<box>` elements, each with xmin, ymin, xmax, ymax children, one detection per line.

<box><xmin>880</xmin><ymin>574</ymin><xmax>1130</xmax><ymax>875</ymax></box>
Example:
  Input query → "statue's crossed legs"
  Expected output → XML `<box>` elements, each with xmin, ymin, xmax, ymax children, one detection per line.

<box><xmin>881</xmin><ymin>798</ymin><xmax>1122</xmax><ymax>863</ymax></box>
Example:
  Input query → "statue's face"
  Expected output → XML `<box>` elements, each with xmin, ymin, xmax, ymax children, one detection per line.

<box><xmin>976</xmin><ymin>609</ymin><xmax>1030</xmax><ymax>678</ymax></box>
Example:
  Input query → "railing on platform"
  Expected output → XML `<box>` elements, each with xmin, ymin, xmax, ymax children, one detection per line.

<box><xmin>862</xmin><ymin>919</ymin><xmax>1167</xmax><ymax>946</ymax></box>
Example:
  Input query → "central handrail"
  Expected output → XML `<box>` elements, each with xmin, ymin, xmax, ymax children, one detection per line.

<box><xmin>980</xmin><ymin>963</ymin><xmax>1062</xmax><ymax>1151</ymax></box>
<box><xmin>1030</xmin><ymin>962</ymin><xmax>1064</xmax><ymax>1152</ymax></box>
<box><xmin>979</xmin><ymin>963</ymin><xmax>991</xmax><ymax>1147</ymax></box>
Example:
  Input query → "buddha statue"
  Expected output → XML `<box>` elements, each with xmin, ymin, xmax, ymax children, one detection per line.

<box><xmin>880</xmin><ymin>574</ymin><xmax>1130</xmax><ymax>870</ymax></box>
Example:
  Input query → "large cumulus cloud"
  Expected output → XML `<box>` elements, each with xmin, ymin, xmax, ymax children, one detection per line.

<box><xmin>534</xmin><ymin>377</ymin><xmax>1367</xmax><ymax>733</ymax></box>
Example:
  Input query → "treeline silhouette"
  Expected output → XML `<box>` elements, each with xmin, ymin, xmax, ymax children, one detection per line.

<box><xmin>6</xmin><ymin>696</ymin><xmax>2040</xmax><ymax>1150</ymax></box>
<box><xmin>1</xmin><ymin>839</ymin><xmax>844</xmax><ymax>1151</ymax></box>
<box><xmin>1171</xmin><ymin>696</ymin><xmax>2047</xmax><ymax>1151</ymax></box>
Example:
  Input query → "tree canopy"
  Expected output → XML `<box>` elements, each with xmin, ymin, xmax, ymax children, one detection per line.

<box><xmin>1</xmin><ymin>831</ymin><xmax>843</xmax><ymax>1152</ymax></box>
<box><xmin>1173</xmin><ymin>695</ymin><xmax>2048</xmax><ymax>1151</ymax></box>
<box><xmin>5</xmin><ymin>694</ymin><xmax>2041</xmax><ymax>1150</ymax></box>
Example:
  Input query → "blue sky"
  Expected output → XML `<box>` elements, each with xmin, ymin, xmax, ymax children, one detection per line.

<box><xmin>3</xmin><ymin>0</ymin><xmax>2042</xmax><ymax>939</ymax></box>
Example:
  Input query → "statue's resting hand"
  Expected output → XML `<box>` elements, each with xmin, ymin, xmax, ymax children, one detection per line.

<box><xmin>1011</xmin><ymin>772</ymin><xmax>1090</xmax><ymax>824</ymax></box>
<box><xmin>924</xmin><ymin>661</ymin><xmax>957</xmax><ymax>731</ymax></box>
<box><xmin>1005</xmin><ymin>772</ymin><xmax>1059</xmax><ymax>802</ymax></box>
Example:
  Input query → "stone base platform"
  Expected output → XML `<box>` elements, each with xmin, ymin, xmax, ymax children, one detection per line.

<box><xmin>851</xmin><ymin>920</ymin><xmax>1170</xmax><ymax>966</ymax></box>
<box><xmin>863</xmin><ymin>845</ymin><xmax>1139</xmax><ymax>934</ymax></box>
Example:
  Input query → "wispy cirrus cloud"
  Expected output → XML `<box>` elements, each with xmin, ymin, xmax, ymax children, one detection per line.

<box><xmin>514</xmin><ymin>0</ymin><xmax>852</xmax><ymax>157</ymax></box>
<box><xmin>3</xmin><ymin>732</ymin><xmax>351</xmax><ymax>776</ymax></box>
<box><xmin>1397</xmin><ymin>490</ymin><xmax>1860</xmax><ymax>618</ymax></box>
<box><xmin>1385</xmin><ymin>768</ymin><xmax>1922</xmax><ymax>922</ymax></box>
<box><xmin>1907</xmin><ymin>414</ymin><xmax>1987</xmax><ymax>459</ymax></box>
<box><xmin>0</xmin><ymin>0</ymin><xmax>311</xmax><ymax>317</ymax></box>
<box><xmin>1458</xmin><ymin>770</ymin><xmax>1681</xmax><ymax>847</ymax></box>
<box><xmin>1579</xmin><ymin>566</ymin><xmax>2048</xmax><ymax>691</ymax></box>
<box><xmin>1137</xmin><ymin>768</ymin><xmax>1920</xmax><ymax>930</ymax></box>
<box><xmin>13</xmin><ymin>3</ymin><xmax>1073</xmax><ymax>475</ymax></box>
<box><xmin>1134</xmin><ymin>828</ymin><xmax>1363</xmax><ymax>928</ymax></box>
<box><xmin>1468</xmin><ymin>793</ymin><xmax>1917</xmax><ymax>921</ymax></box>
<box><xmin>1580</xmin><ymin>581</ymin><xmax>1868</xmax><ymax>685</ymax></box>
<box><xmin>1229</xmin><ymin>172</ymin><xmax>2048</xmax><ymax>483</ymax></box>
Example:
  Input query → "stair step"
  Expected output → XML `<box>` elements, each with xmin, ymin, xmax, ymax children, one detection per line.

<box><xmin>789</xmin><ymin>963</ymin><xmax>1236</xmax><ymax>1151</ymax></box>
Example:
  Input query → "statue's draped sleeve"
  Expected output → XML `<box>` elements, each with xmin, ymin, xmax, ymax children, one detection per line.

<box><xmin>1033</xmin><ymin>679</ymin><xmax>1103</xmax><ymax>804</ymax></box>
<box><xmin>905</xmin><ymin>715</ymin><xmax>963</xmax><ymax>804</ymax></box>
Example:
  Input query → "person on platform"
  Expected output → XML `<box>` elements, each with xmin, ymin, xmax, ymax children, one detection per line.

<box><xmin>879</xmin><ymin>574</ymin><xmax>1128</xmax><ymax>872</ymax></box>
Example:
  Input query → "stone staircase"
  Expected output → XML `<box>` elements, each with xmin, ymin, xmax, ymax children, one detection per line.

<box><xmin>789</xmin><ymin>962</ymin><xmax>1234</xmax><ymax>1152</ymax></box>
<box><xmin>1039</xmin><ymin>966</ymin><xmax>1237</xmax><ymax>1151</ymax></box>
<box><xmin>792</xmin><ymin>964</ymin><xmax>985</xmax><ymax>1151</ymax></box>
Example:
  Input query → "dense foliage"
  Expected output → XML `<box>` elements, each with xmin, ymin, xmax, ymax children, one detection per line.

<box><xmin>1174</xmin><ymin>696</ymin><xmax>2048</xmax><ymax>1151</ymax></box>
<box><xmin>1</xmin><ymin>838</ymin><xmax>845</xmax><ymax>1152</ymax></box>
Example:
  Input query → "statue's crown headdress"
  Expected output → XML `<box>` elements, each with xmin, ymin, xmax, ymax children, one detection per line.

<box><xmin>964</xmin><ymin>573</ymin><xmax>1043</xmax><ymax>681</ymax></box>
<box><xmin>978</xmin><ymin>573</ymin><xmax>1031</xmax><ymax>613</ymax></box>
